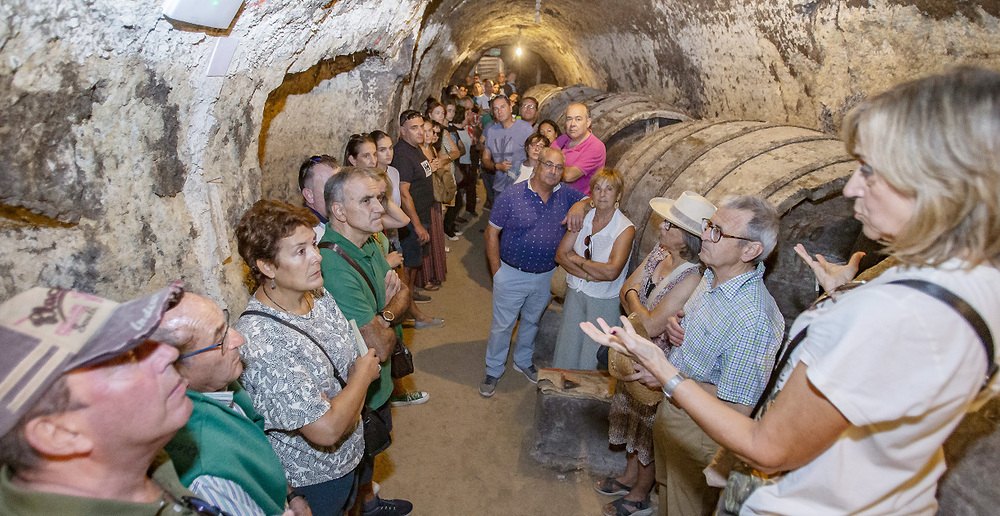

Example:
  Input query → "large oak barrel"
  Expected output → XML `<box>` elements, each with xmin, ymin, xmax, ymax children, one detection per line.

<box><xmin>529</xmin><ymin>84</ymin><xmax>691</xmax><ymax>167</ymax></box>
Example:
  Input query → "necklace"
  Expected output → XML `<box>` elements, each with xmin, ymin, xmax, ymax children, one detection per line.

<box><xmin>262</xmin><ymin>286</ymin><xmax>311</xmax><ymax>315</ymax></box>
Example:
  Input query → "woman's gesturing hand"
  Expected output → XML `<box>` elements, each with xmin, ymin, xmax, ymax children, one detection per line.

<box><xmin>794</xmin><ymin>243</ymin><xmax>865</xmax><ymax>293</ymax></box>
<box><xmin>580</xmin><ymin>316</ymin><xmax>669</xmax><ymax>374</ymax></box>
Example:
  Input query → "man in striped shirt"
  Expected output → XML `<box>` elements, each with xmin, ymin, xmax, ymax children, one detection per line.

<box><xmin>656</xmin><ymin>196</ymin><xmax>785</xmax><ymax>515</ymax></box>
<box><xmin>159</xmin><ymin>293</ymin><xmax>307</xmax><ymax>516</ymax></box>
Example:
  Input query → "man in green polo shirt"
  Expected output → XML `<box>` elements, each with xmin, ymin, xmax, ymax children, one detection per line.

<box><xmin>319</xmin><ymin>166</ymin><xmax>414</xmax><ymax>516</ymax></box>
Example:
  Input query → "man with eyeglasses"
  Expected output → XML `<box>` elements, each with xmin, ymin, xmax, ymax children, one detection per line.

<box><xmin>0</xmin><ymin>283</ymin><xmax>233</xmax><ymax>515</ymax></box>
<box><xmin>480</xmin><ymin>147</ymin><xmax>586</xmax><ymax>397</ymax></box>
<box><xmin>158</xmin><ymin>293</ymin><xmax>308</xmax><ymax>516</ymax></box>
<box><xmin>644</xmin><ymin>195</ymin><xmax>784</xmax><ymax>516</ymax></box>
<box><xmin>517</xmin><ymin>96</ymin><xmax>539</xmax><ymax>128</ymax></box>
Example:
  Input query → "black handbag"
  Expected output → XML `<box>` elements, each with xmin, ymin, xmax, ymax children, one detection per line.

<box><xmin>319</xmin><ymin>241</ymin><xmax>415</xmax><ymax>379</ymax></box>
<box><xmin>390</xmin><ymin>338</ymin><xmax>414</xmax><ymax>379</ymax></box>
<box><xmin>240</xmin><ymin>310</ymin><xmax>391</xmax><ymax>459</ymax></box>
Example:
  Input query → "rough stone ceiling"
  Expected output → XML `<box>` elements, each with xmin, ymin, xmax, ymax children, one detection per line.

<box><xmin>414</xmin><ymin>0</ymin><xmax>660</xmax><ymax>94</ymax></box>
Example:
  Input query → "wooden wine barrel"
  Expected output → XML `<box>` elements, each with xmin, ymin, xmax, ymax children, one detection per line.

<box><xmin>615</xmin><ymin>119</ymin><xmax>861</xmax><ymax>323</ymax></box>
<box><xmin>530</xmin><ymin>84</ymin><xmax>692</xmax><ymax>167</ymax></box>
<box><xmin>521</xmin><ymin>84</ymin><xmax>562</xmax><ymax>107</ymax></box>
<box><xmin>534</xmin><ymin>84</ymin><xmax>604</xmax><ymax>125</ymax></box>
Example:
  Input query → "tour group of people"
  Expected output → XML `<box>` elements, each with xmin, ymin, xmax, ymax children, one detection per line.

<box><xmin>1</xmin><ymin>66</ymin><xmax>999</xmax><ymax>516</ymax></box>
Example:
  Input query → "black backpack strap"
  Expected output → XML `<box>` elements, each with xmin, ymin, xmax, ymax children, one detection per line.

<box><xmin>240</xmin><ymin>309</ymin><xmax>347</xmax><ymax>388</ymax></box>
<box><xmin>888</xmin><ymin>279</ymin><xmax>997</xmax><ymax>389</ymax></box>
<box><xmin>318</xmin><ymin>241</ymin><xmax>378</xmax><ymax>301</ymax></box>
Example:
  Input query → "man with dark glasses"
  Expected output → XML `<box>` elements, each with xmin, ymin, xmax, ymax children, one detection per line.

<box><xmin>158</xmin><ymin>293</ymin><xmax>308</xmax><ymax>516</ymax></box>
<box><xmin>0</xmin><ymin>283</ymin><xmax>230</xmax><ymax>515</ymax></box>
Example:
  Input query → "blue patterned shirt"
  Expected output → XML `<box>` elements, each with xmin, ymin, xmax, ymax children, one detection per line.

<box><xmin>489</xmin><ymin>179</ymin><xmax>585</xmax><ymax>273</ymax></box>
<box><xmin>668</xmin><ymin>263</ymin><xmax>784</xmax><ymax>405</ymax></box>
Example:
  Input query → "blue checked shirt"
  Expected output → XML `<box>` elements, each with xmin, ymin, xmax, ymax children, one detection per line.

<box><xmin>667</xmin><ymin>263</ymin><xmax>784</xmax><ymax>405</ymax></box>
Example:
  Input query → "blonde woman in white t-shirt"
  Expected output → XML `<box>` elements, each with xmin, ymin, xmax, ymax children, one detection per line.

<box><xmin>584</xmin><ymin>67</ymin><xmax>1000</xmax><ymax>515</ymax></box>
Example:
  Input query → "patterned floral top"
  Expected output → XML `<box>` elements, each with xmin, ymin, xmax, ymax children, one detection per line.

<box><xmin>638</xmin><ymin>244</ymin><xmax>700</xmax><ymax>349</ymax></box>
<box><xmin>234</xmin><ymin>294</ymin><xmax>363</xmax><ymax>487</ymax></box>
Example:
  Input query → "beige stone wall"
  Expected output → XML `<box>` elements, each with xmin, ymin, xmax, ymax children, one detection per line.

<box><xmin>0</xmin><ymin>0</ymin><xmax>426</xmax><ymax>307</ymax></box>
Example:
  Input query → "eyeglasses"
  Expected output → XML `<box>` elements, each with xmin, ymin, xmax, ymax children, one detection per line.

<box><xmin>584</xmin><ymin>234</ymin><xmax>593</xmax><ymax>260</ymax></box>
<box><xmin>703</xmin><ymin>218</ymin><xmax>754</xmax><ymax>243</ymax></box>
<box><xmin>309</xmin><ymin>155</ymin><xmax>334</xmax><ymax>163</ymax></box>
<box><xmin>177</xmin><ymin>309</ymin><xmax>230</xmax><ymax>360</ymax></box>
<box><xmin>661</xmin><ymin>221</ymin><xmax>674</xmax><ymax>231</ymax></box>
<box><xmin>540</xmin><ymin>161</ymin><xmax>565</xmax><ymax>173</ymax></box>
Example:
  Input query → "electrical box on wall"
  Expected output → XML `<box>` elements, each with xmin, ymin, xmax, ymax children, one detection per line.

<box><xmin>163</xmin><ymin>0</ymin><xmax>244</xmax><ymax>30</ymax></box>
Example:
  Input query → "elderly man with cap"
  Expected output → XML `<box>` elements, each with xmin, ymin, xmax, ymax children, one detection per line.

<box><xmin>0</xmin><ymin>282</ymin><xmax>228</xmax><ymax>515</ymax></box>
<box><xmin>157</xmin><ymin>293</ymin><xmax>307</xmax><ymax>516</ymax></box>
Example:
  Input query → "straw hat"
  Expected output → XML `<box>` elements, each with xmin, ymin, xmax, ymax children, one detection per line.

<box><xmin>608</xmin><ymin>313</ymin><xmax>665</xmax><ymax>406</ymax></box>
<box><xmin>648</xmin><ymin>191</ymin><xmax>717</xmax><ymax>236</ymax></box>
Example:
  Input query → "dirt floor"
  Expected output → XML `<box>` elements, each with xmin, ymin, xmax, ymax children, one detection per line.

<box><xmin>372</xmin><ymin>208</ymin><xmax>612</xmax><ymax>515</ymax></box>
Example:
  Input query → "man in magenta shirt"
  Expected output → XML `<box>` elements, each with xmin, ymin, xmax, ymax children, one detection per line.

<box><xmin>551</xmin><ymin>102</ymin><xmax>607</xmax><ymax>195</ymax></box>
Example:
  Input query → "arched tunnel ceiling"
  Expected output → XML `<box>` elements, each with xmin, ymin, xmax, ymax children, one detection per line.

<box><xmin>413</xmin><ymin>0</ymin><xmax>655</xmax><ymax>100</ymax></box>
<box><xmin>410</xmin><ymin>0</ymin><xmax>1000</xmax><ymax>130</ymax></box>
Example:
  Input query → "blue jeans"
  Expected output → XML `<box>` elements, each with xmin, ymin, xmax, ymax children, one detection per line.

<box><xmin>482</xmin><ymin>171</ymin><xmax>496</xmax><ymax>206</ymax></box>
<box><xmin>485</xmin><ymin>262</ymin><xmax>555</xmax><ymax>378</ymax></box>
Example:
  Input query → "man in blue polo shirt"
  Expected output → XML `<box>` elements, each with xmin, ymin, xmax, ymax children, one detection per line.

<box><xmin>480</xmin><ymin>147</ymin><xmax>586</xmax><ymax>397</ymax></box>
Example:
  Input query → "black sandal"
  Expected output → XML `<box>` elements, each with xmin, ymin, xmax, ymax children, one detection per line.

<box><xmin>594</xmin><ymin>477</ymin><xmax>633</xmax><ymax>496</ymax></box>
<box><xmin>604</xmin><ymin>496</ymin><xmax>652</xmax><ymax>516</ymax></box>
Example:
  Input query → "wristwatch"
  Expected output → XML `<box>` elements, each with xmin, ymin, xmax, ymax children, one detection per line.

<box><xmin>378</xmin><ymin>309</ymin><xmax>394</xmax><ymax>324</ymax></box>
<box><xmin>662</xmin><ymin>370</ymin><xmax>691</xmax><ymax>398</ymax></box>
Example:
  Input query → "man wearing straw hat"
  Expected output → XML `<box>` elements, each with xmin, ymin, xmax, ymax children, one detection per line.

<box><xmin>647</xmin><ymin>195</ymin><xmax>785</xmax><ymax>515</ymax></box>
<box><xmin>0</xmin><ymin>282</ymin><xmax>228</xmax><ymax>515</ymax></box>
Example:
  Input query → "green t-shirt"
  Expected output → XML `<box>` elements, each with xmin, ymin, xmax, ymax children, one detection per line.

<box><xmin>319</xmin><ymin>229</ymin><xmax>397</xmax><ymax>408</ymax></box>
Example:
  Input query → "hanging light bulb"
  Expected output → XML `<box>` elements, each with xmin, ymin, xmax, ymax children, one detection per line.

<box><xmin>515</xmin><ymin>26</ymin><xmax>523</xmax><ymax>57</ymax></box>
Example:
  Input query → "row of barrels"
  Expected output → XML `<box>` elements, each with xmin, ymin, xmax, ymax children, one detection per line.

<box><xmin>523</xmin><ymin>83</ymin><xmax>869</xmax><ymax>322</ymax></box>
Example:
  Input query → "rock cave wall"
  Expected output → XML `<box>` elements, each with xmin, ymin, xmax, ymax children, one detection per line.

<box><xmin>0</xmin><ymin>0</ymin><xmax>427</xmax><ymax>308</ymax></box>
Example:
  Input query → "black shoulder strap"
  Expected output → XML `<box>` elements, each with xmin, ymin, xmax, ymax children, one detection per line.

<box><xmin>752</xmin><ymin>278</ymin><xmax>997</xmax><ymax>419</ymax></box>
<box><xmin>751</xmin><ymin>328</ymin><xmax>808</xmax><ymax>419</ymax></box>
<box><xmin>318</xmin><ymin>241</ymin><xmax>378</xmax><ymax>301</ymax></box>
<box><xmin>889</xmin><ymin>279</ymin><xmax>997</xmax><ymax>388</ymax></box>
<box><xmin>240</xmin><ymin>310</ymin><xmax>347</xmax><ymax>388</ymax></box>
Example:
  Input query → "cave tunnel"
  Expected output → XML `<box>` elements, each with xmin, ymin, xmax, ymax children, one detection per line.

<box><xmin>1</xmin><ymin>0</ymin><xmax>1000</xmax><ymax>513</ymax></box>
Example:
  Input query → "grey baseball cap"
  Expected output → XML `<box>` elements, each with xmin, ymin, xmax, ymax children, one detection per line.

<box><xmin>0</xmin><ymin>282</ymin><xmax>184</xmax><ymax>435</ymax></box>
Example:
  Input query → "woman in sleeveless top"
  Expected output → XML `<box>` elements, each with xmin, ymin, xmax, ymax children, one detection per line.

<box><xmin>554</xmin><ymin>168</ymin><xmax>635</xmax><ymax>371</ymax></box>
